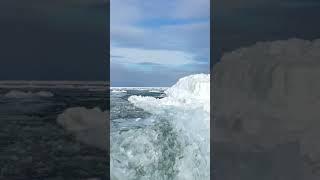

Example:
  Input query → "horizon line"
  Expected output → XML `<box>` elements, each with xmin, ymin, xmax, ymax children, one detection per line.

<box><xmin>0</xmin><ymin>80</ymin><xmax>108</xmax><ymax>83</ymax></box>
<box><xmin>111</xmin><ymin>86</ymin><xmax>169</xmax><ymax>88</ymax></box>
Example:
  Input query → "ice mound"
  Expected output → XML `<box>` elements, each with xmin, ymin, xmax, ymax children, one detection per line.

<box><xmin>57</xmin><ymin>107</ymin><xmax>107</xmax><ymax>150</ymax></box>
<box><xmin>3</xmin><ymin>90</ymin><xmax>54</xmax><ymax>98</ymax></box>
<box><xmin>88</xmin><ymin>87</ymin><xmax>107</xmax><ymax>92</ymax></box>
<box><xmin>149</xmin><ymin>90</ymin><xmax>161</xmax><ymax>93</ymax></box>
<box><xmin>119</xmin><ymin>74</ymin><xmax>210</xmax><ymax>180</ymax></box>
<box><xmin>214</xmin><ymin>38</ymin><xmax>320</xmax><ymax>177</ymax></box>
<box><xmin>36</xmin><ymin>91</ymin><xmax>54</xmax><ymax>97</ymax></box>
<box><xmin>165</xmin><ymin>74</ymin><xmax>210</xmax><ymax>111</ymax></box>
<box><xmin>129</xmin><ymin>74</ymin><xmax>210</xmax><ymax>113</ymax></box>
<box><xmin>111</xmin><ymin>89</ymin><xmax>127</xmax><ymax>93</ymax></box>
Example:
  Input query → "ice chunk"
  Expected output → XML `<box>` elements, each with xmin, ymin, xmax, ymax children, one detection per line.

<box><xmin>57</xmin><ymin>107</ymin><xmax>107</xmax><ymax>150</ymax></box>
<box><xmin>3</xmin><ymin>90</ymin><xmax>53</xmax><ymax>98</ymax></box>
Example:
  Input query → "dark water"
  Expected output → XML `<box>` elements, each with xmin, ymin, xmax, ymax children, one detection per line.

<box><xmin>0</xmin><ymin>88</ymin><xmax>108</xmax><ymax>180</ymax></box>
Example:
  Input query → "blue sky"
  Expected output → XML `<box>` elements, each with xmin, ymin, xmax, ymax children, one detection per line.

<box><xmin>110</xmin><ymin>0</ymin><xmax>210</xmax><ymax>87</ymax></box>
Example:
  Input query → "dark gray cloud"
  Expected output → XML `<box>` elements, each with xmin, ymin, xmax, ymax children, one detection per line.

<box><xmin>0</xmin><ymin>0</ymin><xmax>108</xmax><ymax>80</ymax></box>
<box><xmin>214</xmin><ymin>0</ymin><xmax>320</xmax><ymax>64</ymax></box>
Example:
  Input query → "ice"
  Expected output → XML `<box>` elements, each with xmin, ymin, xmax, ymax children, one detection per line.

<box><xmin>129</xmin><ymin>74</ymin><xmax>210</xmax><ymax>113</ymax></box>
<box><xmin>3</xmin><ymin>90</ymin><xmax>54</xmax><ymax>98</ymax></box>
<box><xmin>148</xmin><ymin>90</ymin><xmax>161</xmax><ymax>93</ymax></box>
<box><xmin>56</xmin><ymin>107</ymin><xmax>107</xmax><ymax>150</ymax></box>
<box><xmin>111</xmin><ymin>74</ymin><xmax>210</xmax><ymax>180</ymax></box>
<box><xmin>111</xmin><ymin>89</ymin><xmax>127</xmax><ymax>93</ymax></box>
<box><xmin>36</xmin><ymin>91</ymin><xmax>54</xmax><ymax>97</ymax></box>
<box><xmin>111</xmin><ymin>87</ymin><xmax>168</xmax><ymax>91</ymax></box>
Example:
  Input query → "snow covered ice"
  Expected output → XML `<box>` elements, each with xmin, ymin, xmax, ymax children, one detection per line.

<box><xmin>111</xmin><ymin>74</ymin><xmax>210</xmax><ymax>180</ymax></box>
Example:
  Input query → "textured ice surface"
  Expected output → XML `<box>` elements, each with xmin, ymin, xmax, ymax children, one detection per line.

<box><xmin>111</xmin><ymin>74</ymin><xmax>210</xmax><ymax>180</ymax></box>
<box><xmin>129</xmin><ymin>74</ymin><xmax>210</xmax><ymax>113</ymax></box>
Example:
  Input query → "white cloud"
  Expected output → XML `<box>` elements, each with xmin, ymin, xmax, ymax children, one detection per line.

<box><xmin>110</xmin><ymin>0</ymin><xmax>210</xmax><ymax>86</ymax></box>
<box><xmin>111</xmin><ymin>47</ymin><xmax>196</xmax><ymax>66</ymax></box>
<box><xmin>110</xmin><ymin>0</ymin><xmax>210</xmax><ymax>52</ymax></box>
<box><xmin>111</xmin><ymin>21</ymin><xmax>209</xmax><ymax>53</ymax></box>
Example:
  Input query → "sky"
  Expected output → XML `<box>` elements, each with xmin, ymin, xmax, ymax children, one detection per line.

<box><xmin>2</xmin><ymin>0</ymin><xmax>320</xmax><ymax>82</ymax></box>
<box><xmin>214</xmin><ymin>0</ymin><xmax>320</xmax><ymax>64</ymax></box>
<box><xmin>110</xmin><ymin>0</ymin><xmax>210</xmax><ymax>87</ymax></box>
<box><xmin>0</xmin><ymin>0</ymin><xmax>108</xmax><ymax>81</ymax></box>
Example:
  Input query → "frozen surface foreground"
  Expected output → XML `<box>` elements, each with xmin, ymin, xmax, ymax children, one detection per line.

<box><xmin>111</xmin><ymin>74</ymin><xmax>210</xmax><ymax>180</ymax></box>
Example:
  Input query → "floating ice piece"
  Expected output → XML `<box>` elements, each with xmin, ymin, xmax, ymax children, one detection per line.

<box><xmin>57</xmin><ymin>107</ymin><xmax>107</xmax><ymax>150</ymax></box>
<box><xmin>3</xmin><ymin>90</ymin><xmax>54</xmax><ymax>98</ymax></box>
